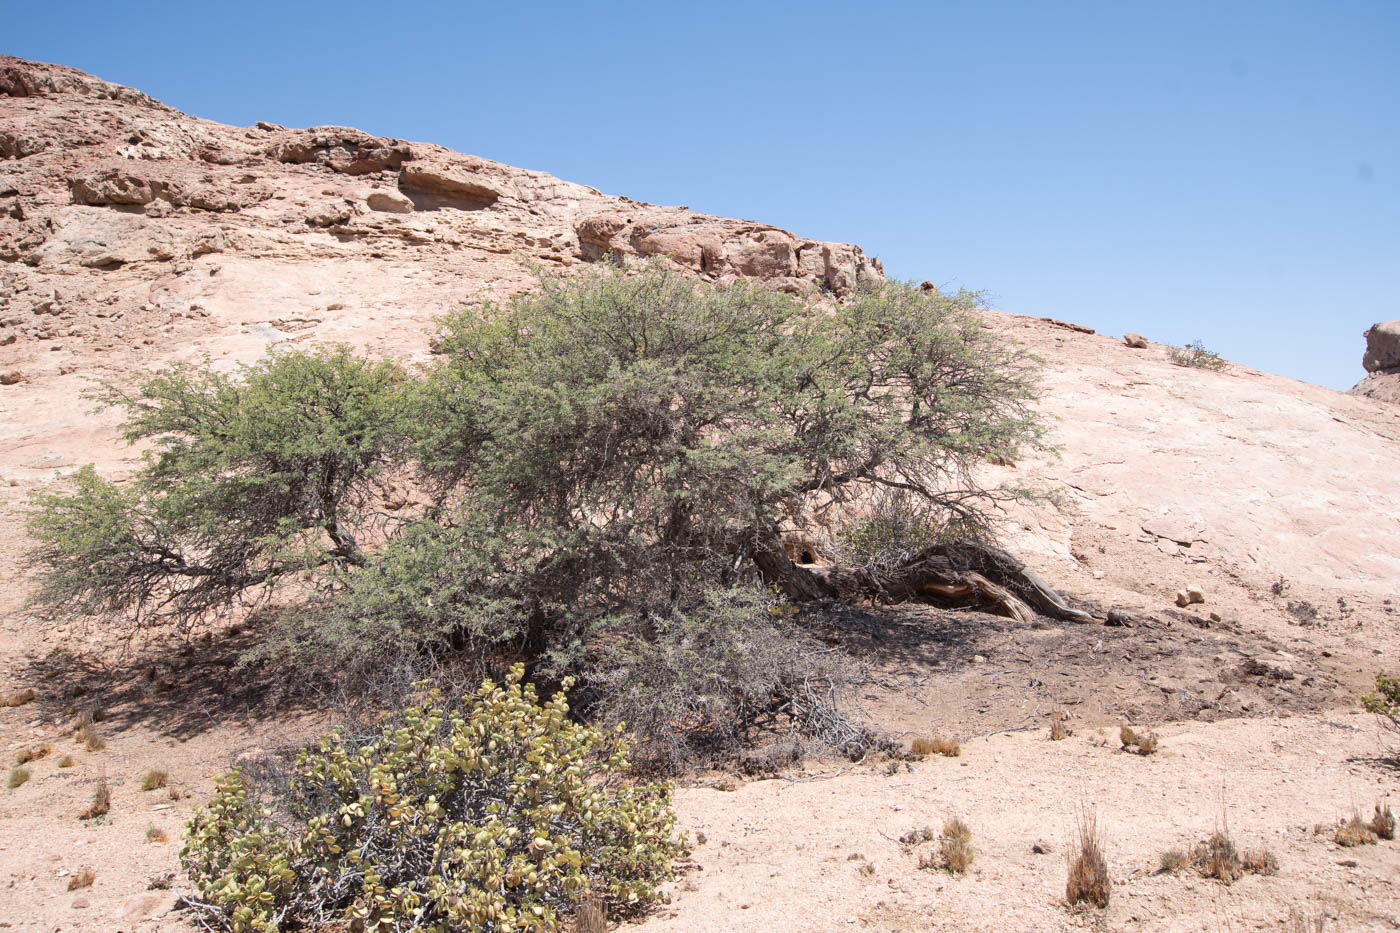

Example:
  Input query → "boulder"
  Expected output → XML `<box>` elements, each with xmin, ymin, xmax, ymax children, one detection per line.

<box><xmin>1362</xmin><ymin>320</ymin><xmax>1400</xmax><ymax>373</ymax></box>
<box><xmin>366</xmin><ymin>190</ymin><xmax>413</xmax><ymax>214</ymax></box>
<box><xmin>1123</xmin><ymin>333</ymin><xmax>1148</xmax><ymax>349</ymax></box>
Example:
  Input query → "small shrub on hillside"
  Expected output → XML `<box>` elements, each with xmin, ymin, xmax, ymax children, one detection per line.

<box><xmin>1336</xmin><ymin>814</ymin><xmax>1378</xmax><ymax>847</ymax></box>
<box><xmin>938</xmin><ymin>818</ymin><xmax>974</xmax><ymax>873</ymax></box>
<box><xmin>145</xmin><ymin>823</ymin><xmax>168</xmax><ymax>844</ymax></box>
<box><xmin>1119</xmin><ymin>725</ymin><xmax>1158</xmax><ymax>756</ymax></box>
<box><xmin>1193</xmin><ymin>831</ymin><xmax>1241</xmax><ymax>883</ymax></box>
<box><xmin>79</xmin><ymin>779</ymin><xmax>110</xmax><ymax>820</ymax></box>
<box><xmin>1168</xmin><ymin>340</ymin><xmax>1227</xmax><ymax>371</ymax></box>
<box><xmin>181</xmin><ymin>666</ymin><xmax>679</xmax><ymax>933</ymax></box>
<box><xmin>57</xmin><ymin>754</ymin><xmax>75</xmax><ymax>768</ymax></box>
<box><xmin>7</xmin><ymin>767</ymin><xmax>30</xmax><ymax>789</ymax></box>
<box><xmin>1363</xmin><ymin>671</ymin><xmax>1400</xmax><ymax>734</ymax></box>
<box><xmin>1158</xmin><ymin>848</ymin><xmax>1188</xmax><ymax>874</ymax></box>
<box><xmin>14</xmin><ymin>744</ymin><xmax>50</xmax><ymax>765</ymax></box>
<box><xmin>76</xmin><ymin>725</ymin><xmax>104</xmax><ymax>752</ymax></box>
<box><xmin>1370</xmin><ymin>801</ymin><xmax>1396</xmax><ymax>840</ymax></box>
<box><xmin>140</xmin><ymin>769</ymin><xmax>169</xmax><ymax>791</ymax></box>
<box><xmin>1066</xmin><ymin>808</ymin><xmax>1109</xmax><ymax>909</ymax></box>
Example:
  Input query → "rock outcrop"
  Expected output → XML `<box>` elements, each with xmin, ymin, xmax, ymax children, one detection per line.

<box><xmin>0</xmin><ymin>54</ymin><xmax>880</xmax><ymax>367</ymax></box>
<box><xmin>1350</xmin><ymin>320</ymin><xmax>1400</xmax><ymax>404</ymax></box>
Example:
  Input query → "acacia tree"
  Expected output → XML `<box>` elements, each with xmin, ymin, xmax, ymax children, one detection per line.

<box><xmin>28</xmin><ymin>265</ymin><xmax>1076</xmax><ymax>764</ymax></box>
<box><xmin>27</xmin><ymin>346</ymin><xmax>407</xmax><ymax>630</ymax></box>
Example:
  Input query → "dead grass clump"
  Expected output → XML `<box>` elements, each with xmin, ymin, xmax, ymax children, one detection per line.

<box><xmin>909</xmin><ymin>735</ymin><xmax>959</xmax><ymax>757</ymax></box>
<box><xmin>1049</xmin><ymin>719</ymin><xmax>1069</xmax><ymax>741</ymax></box>
<box><xmin>1335</xmin><ymin>814</ymin><xmax>1377</xmax><ymax>847</ymax></box>
<box><xmin>76</xmin><ymin>724</ymin><xmax>105</xmax><ymax>752</ymax></box>
<box><xmin>57</xmin><ymin>754</ymin><xmax>75</xmax><ymax>768</ymax></box>
<box><xmin>938</xmin><ymin>818</ymin><xmax>974</xmax><ymax>873</ymax></box>
<box><xmin>140</xmin><ymin>769</ymin><xmax>169</xmax><ymax>791</ymax></box>
<box><xmin>145</xmin><ymin>823</ymin><xmax>168</xmax><ymax>844</ymax></box>
<box><xmin>79</xmin><ymin>779</ymin><xmax>110</xmax><ymax>820</ymax></box>
<box><xmin>1158</xmin><ymin>848</ymin><xmax>1188</xmax><ymax>874</ymax></box>
<box><xmin>1066</xmin><ymin>808</ymin><xmax>1110</xmax><ymax>909</ymax></box>
<box><xmin>570</xmin><ymin>891</ymin><xmax>607</xmax><ymax>933</ymax></box>
<box><xmin>1370</xmin><ymin>801</ymin><xmax>1395</xmax><ymax>841</ymax></box>
<box><xmin>1240</xmin><ymin>848</ymin><xmax>1278</xmax><ymax>876</ymax></box>
<box><xmin>1193</xmin><ymin>831</ymin><xmax>1241</xmax><ymax>882</ymax></box>
<box><xmin>899</xmin><ymin>826</ymin><xmax>936</xmax><ymax>845</ymax></box>
<box><xmin>67</xmin><ymin>868</ymin><xmax>95</xmax><ymax>890</ymax></box>
<box><xmin>3</xmin><ymin>688</ymin><xmax>36</xmax><ymax>707</ymax></box>
<box><xmin>14</xmin><ymin>744</ymin><xmax>51</xmax><ymax>765</ymax></box>
<box><xmin>1119</xmin><ymin>725</ymin><xmax>1158</xmax><ymax>755</ymax></box>
<box><xmin>7</xmin><ymin>767</ymin><xmax>31</xmax><ymax>789</ymax></box>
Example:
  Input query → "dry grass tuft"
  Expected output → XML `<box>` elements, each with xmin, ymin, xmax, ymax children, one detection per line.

<box><xmin>13</xmin><ymin>744</ymin><xmax>50</xmax><ymax>765</ymax></box>
<box><xmin>7</xmin><ymin>766</ymin><xmax>31</xmax><ymax>789</ymax></box>
<box><xmin>1287</xmin><ymin>909</ymin><xmax>1328</xmax><ymax>932</ymax></box>
<box><xmin>929</xmin><ymin>738</ymin><xmax>961</xmax><ymax>757</ymax></box>
<box><xmin>1370</xmin><ymin>801</ymin><xmax>1396</xmax><ymax>841</ymax></box>
<box><xmin>79</xmin><ymin>779</ymin><xmax>110</xmax><ymax>820</ymax></box>
<box><xmin>140</xmin><ymin>769</ymin><xmax>170</xmax><ymax>791</ymax></box>
<box><xmin>3</xmin><ymin>688</ymin><xmax>37</xmax><ymax>707</ymax></box>
<box><xmin>910</xmin><ymin>736</ymin><xmax>961</xmax><ymax>758</ymax></box>
<box><xmin>939</xmin><ymin>818</ymin><xmax>974</xmax><ymax>873</ymax></box>
<box><xmin>57</xmin><ymin>754</ymin><xmax>75</xmax><ymax>768</ymax></box>
<box><xmin>1119</xmin><ymin>725</ymin><xmax>1158</xmax><ymax>755</ymax></box>
<box><xmin>1335</xmin><ymin>814</ymin><xmax>1378</xmax><ymax>847</ymax></box>
<box><xmin>76</xmin><ymin>724</ymin><xmax>105</xmax><ymax>752</ymax></box>
<box><xmin>1066</xmin><ymin>808</ymin><xmax>1110</xmax><ymax>909</ymax></box>
<box><xmin>145</xmin><ymin>823</ymin><xmax>169</xmax><ymax>844</ymax></box>
<box><xmin>67</xmin><ymin>868</ymin><xmax>95</xmax><ymax>890</ymax></box>
<box><xmin>1158</xmin><ymin>848</ymin><xmax>1188</xmax><ymax>874</ymax></box>
<box><xmin>1194</xmin><ymin>831</ymin><xmax>1241</xmax><ymax>882</ymax></box>
<box><xmin>1240</xmin><ymin>847</ymin><xmax>1278</xmax><ymax>876</ymax></box>
<box><xmin>1049</xmin><ymin>719</ymin><xmax>1069</xmax><ymax>741</ymax></box>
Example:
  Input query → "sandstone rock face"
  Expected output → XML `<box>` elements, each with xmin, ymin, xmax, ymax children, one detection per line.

<box><xmin>1361</xmin><ymin>320</ymin><xmax>1400</xmax><ymax>373</ymax></box>
<box><xmin>1349</xmin><ymin>320</ymin><xmax>1400</xmax><ymax>403</ymax></box>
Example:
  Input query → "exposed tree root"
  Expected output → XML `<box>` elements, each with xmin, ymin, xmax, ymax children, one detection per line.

<box><xmin>758</xmin><ymin>538</ymin><xmax>1093</xmax><ymax>624</ymax></box>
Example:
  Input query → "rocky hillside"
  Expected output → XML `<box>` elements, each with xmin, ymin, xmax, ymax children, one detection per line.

<box><xmin>3</xmin><ymin>57</ymin><xmax>1400</xmax><ymax>933</ymax></box>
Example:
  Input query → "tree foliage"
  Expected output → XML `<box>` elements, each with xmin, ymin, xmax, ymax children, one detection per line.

<box><xmin>29</xmin><ymin>264</ymin><xmax>1049</xmax><ymax>762</ymax></box>
<box><xmin>27</xmin><ymin>346</ymin><xmax>406</xmax><ymax>629</ymax></box>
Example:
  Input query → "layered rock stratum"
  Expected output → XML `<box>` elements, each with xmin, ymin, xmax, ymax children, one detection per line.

<box><xmin>3</xmin><ymin>57</ymin><xmax>1400</xmax><ymax>933</ymax></box>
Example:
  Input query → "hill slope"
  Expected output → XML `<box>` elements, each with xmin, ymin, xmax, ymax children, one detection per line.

<box><xmin>2</xmin><ymin>58</ymin><xmax>1398</xmax><ymax>932</ymax></box>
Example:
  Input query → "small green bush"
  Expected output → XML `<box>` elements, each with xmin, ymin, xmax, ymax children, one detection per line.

<box><xmin>1363</xmin><ymin>670</ymin><xmax>1400</xmax><ymax>733</ymax></box>
<box><xmin>1168</xmin><ymin>340</ymin><xmax>1227</xmax><ymax>371</ymax></box>
<box><xmin>182</xmin><ymin>665</ymin><xmax>679</xmax><ymax>932</ymax></box>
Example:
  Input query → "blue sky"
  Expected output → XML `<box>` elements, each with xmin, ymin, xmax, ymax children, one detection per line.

<box><xmin>9</xmin><ymin>1</ymin><xmax>1398</xmax><ymax>389</ymax></box>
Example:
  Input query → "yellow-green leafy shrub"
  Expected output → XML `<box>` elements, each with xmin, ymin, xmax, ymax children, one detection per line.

<box><xmin>182</xmin><ymin>665</ymin><xmax>678</xmax><ymax>932</ymax></box>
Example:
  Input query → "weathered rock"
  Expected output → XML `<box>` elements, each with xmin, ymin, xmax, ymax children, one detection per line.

<box><xmin>1123</xmin><ymin>332</ymin><xmax>1148</xmax><ymax>349</ymax></box>
<box><xmin>365</xmin><ymin>189</ymin><xmax>413</xmax><ymax>214</ymax></box>
<box><xmin>0</xmin><ymin>370</ymin><xmax>22</xmax><ymax>385</ymax></box>
<box><xmin>269</xmin><ymin>127</ymin><xmax>411</xmax><ymax>175</ymax></box>
<box><xmin>1361</xmin><ymin>320</ymin><xmax>1400</xmax><ymax>373</ymax></box>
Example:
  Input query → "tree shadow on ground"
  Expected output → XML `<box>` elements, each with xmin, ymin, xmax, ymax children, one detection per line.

<box><xmin>18</xmin><ymin>614</ymin><xmax>322</xmax><ymax>742</ymax></box>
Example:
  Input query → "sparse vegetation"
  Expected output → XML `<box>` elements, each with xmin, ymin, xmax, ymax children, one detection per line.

<box><xmin>181</xmin><ymin>666</ymin><xmax>679</xmax><ymax>933</ymax></box>
<box><xmin>57</xmin><ymin>754</ymin><xmax>75</xmax><ymax>768</ymax></box>
<box><xmin>1049</xmin><ymin>715</ymin><xmax>1070</xmax><ymax>741</ymax></box>
<box><xmin>1168</xmin><ymin>340</ymin><xmax>1227</xmax><ymax>371</ymax></box>
<box><xmin>145</xmin><ymin>823</ymin><xmax>168</xmax><ymax>844</ymax></box>
<box><xmin>67</xmin><ymin>868</ymin><xmax>95</xmax><ymax>891</ymax></box>
<box><xmin>1193</xmin><ymin>830</ymin><xmax>1241</xmax><ymax>882</ymax></box>
<box><xmin>1119</xmin><ymin>725</ymin><xmax>1158</xmax><ymax>755</ymax></box>
<box><xmin>1336</xmin><ymin>814</ymin><xmax>1378</xmax><ymax>847</ymax></box>
<box><xmin>1066</xmin><ymin>808</ymin><xmax>1109</xmax><ymax>909</ymax></box>
<box><xmin>79</xmin><ymin>779</ymin><xmax>110</xmax><ymax>820</ymax></box>
<box><xmin>8</xmin><ymin>766</ymin><xmax>31</xmax><ymax>789</ymax></box>
<box><xmin>139</xmin><ymin>769</ymin><xmax>169</xmax><ymax>791</ymax></box>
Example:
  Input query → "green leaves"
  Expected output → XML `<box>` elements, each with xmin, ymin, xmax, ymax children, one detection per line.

<box><xmin>27</xmin><ymin>346</ymin><xmax>407</xmax><ymax>630</ymax></box>
<box><xmin>181</xmin><ymin>666</ymin><xmax>679</xmax><ymax>932</ymax></box>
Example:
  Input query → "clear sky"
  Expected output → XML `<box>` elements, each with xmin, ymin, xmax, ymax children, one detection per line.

<box><xmin>8</xmin><ymin>1</ymin><xmax>1398</xmax><ymax>389</ymax></box>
